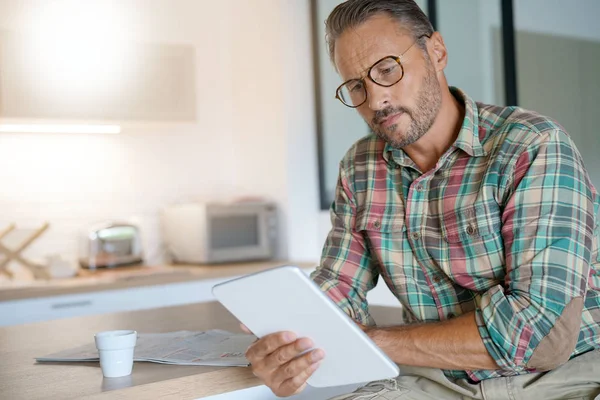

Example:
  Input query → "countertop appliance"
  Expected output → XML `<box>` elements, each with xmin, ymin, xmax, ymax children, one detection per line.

<box><xmin>161</xmin><ymin>201</ymin><xmax>278</xmax><ymax>264</ymax></box>
<box><xmin>79</xmin><ymin>222</ymin><xmax>144</xmax><ymax>269</ymax></box>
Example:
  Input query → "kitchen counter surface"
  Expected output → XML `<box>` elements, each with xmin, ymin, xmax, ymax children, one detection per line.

<box><xmin>0</xmin><ymin>261</ymin><xmax>317</xmax><ymax>302</ymax></box>
<box><xmin>0</xmin><ymin>301</ymin><xmax>403</xmax><ymax>399</ymax></box>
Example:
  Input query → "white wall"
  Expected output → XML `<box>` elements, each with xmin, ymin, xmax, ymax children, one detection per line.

<box><xmin>514</xmin><ymin>0</ymin><xmax>600</xmax><ymax>42</ymax></box>
<box><xmin>437</xmin><ymin>0</ymin><xmax>504</xmax><ymax>105</ymax></box>
<box><xmin>0</xmin><ymin>0</ymin><xmax>328</xmax><ymax>278</ymax></box>
<box><xmin>281</xmin><ymin>1</ymin><xmax>323</xmax><ymax>264</ymax></box>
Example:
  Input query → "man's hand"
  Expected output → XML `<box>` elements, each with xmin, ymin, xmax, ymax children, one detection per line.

<box><xmin>241</xmin><ymin>324</ymin><xmax>325</xmax><ymax>397</ymax></box>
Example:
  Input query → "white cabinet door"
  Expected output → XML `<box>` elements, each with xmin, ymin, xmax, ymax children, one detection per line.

<box><xmin>0</xmin><ymin>277</ymin><xmax>226</xmax><ymax>327</ymax></box>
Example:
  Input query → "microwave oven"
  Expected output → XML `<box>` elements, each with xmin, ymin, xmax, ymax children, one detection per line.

<box><xmin>161</xmin><ymin>201</ymin><xmax>278</xmax><ymax>264</ymax></box>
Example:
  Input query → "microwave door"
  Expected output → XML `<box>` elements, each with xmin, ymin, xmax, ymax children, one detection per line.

<box><xmin>207</xmin><ymin>211</ymin><xmax>272</xmax><ymax>262</ymax></box>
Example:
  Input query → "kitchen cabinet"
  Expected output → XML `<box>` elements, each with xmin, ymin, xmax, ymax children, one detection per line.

<box><xmin>0</xmin><ymin>278</ymin><xmax>223</xmax><ymax>326</ymax></box>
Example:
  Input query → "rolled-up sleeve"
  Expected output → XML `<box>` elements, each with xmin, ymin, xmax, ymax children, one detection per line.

<box><xmin>310</xmin><ymin>163</ymin><xmax>378</xmax><ymax>326</ymax></box>
<box><xmin>475</xmin><ymin>129</ymin><xmax>595</xmax><ymax>372</ymax></box>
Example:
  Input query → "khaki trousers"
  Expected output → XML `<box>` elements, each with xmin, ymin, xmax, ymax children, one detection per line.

<box><xmin>329</xmin><ymin>349</ymin><xmax>600</xmax><ymax>400</ymax></box>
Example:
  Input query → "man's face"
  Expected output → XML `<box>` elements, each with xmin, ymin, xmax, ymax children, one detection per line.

<box><xmin>334</xmin><ymin>14</ymin><xmax>442</xmax><ymax>149</ymax></box>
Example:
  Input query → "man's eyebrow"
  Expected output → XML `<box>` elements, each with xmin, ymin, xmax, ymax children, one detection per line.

<box><xmin>341</xmin><ymin>61</ymin><xmax>371</xmax><ymax>82</ymax></box>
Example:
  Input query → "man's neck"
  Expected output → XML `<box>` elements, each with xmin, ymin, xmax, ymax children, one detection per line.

<box><xmin>403</xmin><ymin>89</ymin><xmax>465</xmax><ymax>173</ymax></box>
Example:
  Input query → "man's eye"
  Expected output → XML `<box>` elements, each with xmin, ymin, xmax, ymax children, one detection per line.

<box><xmin>349</xmin><ymin>82</ymin><xmax>364</xmax><ymax>92</ymax></box>
<box><xmin>379</xmin><ymin>65</ymin><xmax>397</xmax><ymax>75</ymax></box>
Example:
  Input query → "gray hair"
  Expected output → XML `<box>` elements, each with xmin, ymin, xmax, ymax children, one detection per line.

<box><xmin>325</xmin><ymin>0</ymin><xmax>434</xmax><ymax>64</ymax></box>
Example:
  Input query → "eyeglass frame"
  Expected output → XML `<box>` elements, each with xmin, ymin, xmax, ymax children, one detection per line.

<box><xmin>334</xmin><ymin>34</ymin><xmax>431</xmax><ymax>108</ymax></box>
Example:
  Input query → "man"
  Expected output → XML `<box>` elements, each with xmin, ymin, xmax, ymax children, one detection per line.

<box><xmin>244</xmin><ymin>0</ymin><xmax>600</xmax><ymax>398</ymax></box>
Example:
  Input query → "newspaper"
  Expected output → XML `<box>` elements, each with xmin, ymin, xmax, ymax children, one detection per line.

<box><xmin>35</xmin><ymin>330</ymin><xmax>256</xmax><ymax>367</ymax></box>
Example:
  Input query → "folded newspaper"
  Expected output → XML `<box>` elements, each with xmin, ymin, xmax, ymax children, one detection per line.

<box><xmin>36</xmin><ymin>330</ymin><xmax>256</xmax><ymax>367</ymax></box>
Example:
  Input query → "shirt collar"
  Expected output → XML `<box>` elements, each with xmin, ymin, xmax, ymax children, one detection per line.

<box><xmin>383</xmin><ymin>86</ymin><xmax>487</xmax><ymax>167</ymax></box>
<box><xmin>451</xmin><ymin>87</ymin><xmax>487</xmax><ymax>157</ymax></box>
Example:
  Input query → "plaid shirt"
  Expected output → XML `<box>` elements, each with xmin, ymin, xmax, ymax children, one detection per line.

<box><xmin>311</xmin><ymin>87</ymin><xmax>600</xmax><ymax>381</ymax></box>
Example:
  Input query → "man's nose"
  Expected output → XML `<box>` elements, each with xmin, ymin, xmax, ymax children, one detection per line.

<box><xmin>365</xmin><ymin>80</ymin><xmax>392</xmax><ymax>111</ymax></box>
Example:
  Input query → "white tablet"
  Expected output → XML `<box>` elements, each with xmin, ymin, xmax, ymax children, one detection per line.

<box><xmin>212</xmin><ymin>265</ymin><xmax>399</xmax><ymax>387</ymax></box>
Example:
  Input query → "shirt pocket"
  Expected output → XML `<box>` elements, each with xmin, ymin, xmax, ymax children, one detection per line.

<box><xmin>355</xmin><ymin>205</ymin><xmax>406</xmax><ymax>234</ymax></box>
<box><xmin>355</xmin><ymin>205</ymin><xmax>408</xmax><ymax>291</ymax></box>
<box><xmin>441</xmin><ymin>204</ymin><xmax>501</xmax><ymax>243</ymax></box>
<box><xmin>440</xmin><ymin>204</ymin><xmax>505</xmax><ymax>287</ymax></box>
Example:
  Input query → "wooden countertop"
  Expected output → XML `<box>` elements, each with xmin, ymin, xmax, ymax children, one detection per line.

<box><xmin>0</xmin><ymin>301</ymin><xmax>403</xmax><ymax>399</ymax></box>
<box><xmin>0</xmin><ymin>261</ymin><xmax>317</xmax><ymax>302</ymax></box>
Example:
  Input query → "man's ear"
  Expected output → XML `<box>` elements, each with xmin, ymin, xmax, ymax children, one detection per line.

<box><xmin>428</xmin><ymin>31</ymin><xmax>448</xmax><ymax>72</ymax></box>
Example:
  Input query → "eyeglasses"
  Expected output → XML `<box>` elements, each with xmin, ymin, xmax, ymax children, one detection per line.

<box><xmin>334</xmin><ymin>34</ymin><xmax>430</xmax><ymax>108</ymax></box>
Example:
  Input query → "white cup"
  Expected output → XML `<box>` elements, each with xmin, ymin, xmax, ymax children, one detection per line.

<box><xmin>94</xmin><ymin>330</ymin><xmax>137</xmax><ymax>378</ymax></box>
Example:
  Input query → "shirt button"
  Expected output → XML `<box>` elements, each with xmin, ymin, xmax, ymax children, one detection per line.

<box><xmin>416</xmin><ymin>184</ymin><xmax>424</xmax><ymax>192</ymax></box>
<box><xmin>466</xmin><ymin>225</ymin><xmax>476</xmax><ymax>235</ymax></box>
<box><xmin>373</xmin><ymin>220</ymin><xmax>381</xmax><ymax>229</ymax></box>
<box><xmin>411</xmin><ymin>232</ymin><xmax>420</xmax><ymax>240</ymax></box>
<box><xmin>433</xmin><ymin>275</ymin><xmax>442</xmax><ymax>283</ymax></box>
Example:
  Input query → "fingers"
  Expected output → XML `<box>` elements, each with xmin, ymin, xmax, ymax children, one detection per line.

<box><xmin>271</xmin><ymin>348</ymin><xmax>325</xmax><ymax>383</ymax></box>
<box><xmin>244</xmin><ymin>332</ymin><xmax>325</xmax><ymax>398</ymax></box>
<box><xmin>246</xmin><ymin>331</ymin><xmax>297</xmax><ymax>360</ymax></box>
<box><xmin>275</xmin><ymin>361</ymin><xmax>321</xmax><ymax>397</ymax></box>
<box><xmin>262</xmin><ymin>337</ymin><xmax>313</xmax><ymax>370</ymax></box>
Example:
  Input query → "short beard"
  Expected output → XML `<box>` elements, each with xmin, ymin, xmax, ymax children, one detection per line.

<box><xmin>369</xmin><ymin>62</ymin><xmax>442</xmax><ymax>149</ymax></box>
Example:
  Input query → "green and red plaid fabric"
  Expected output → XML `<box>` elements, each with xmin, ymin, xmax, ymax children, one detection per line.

<box><xmin>311</xmin><ymin>87</ymin><xmax>600</xmax><ymax>381</ymax></box>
